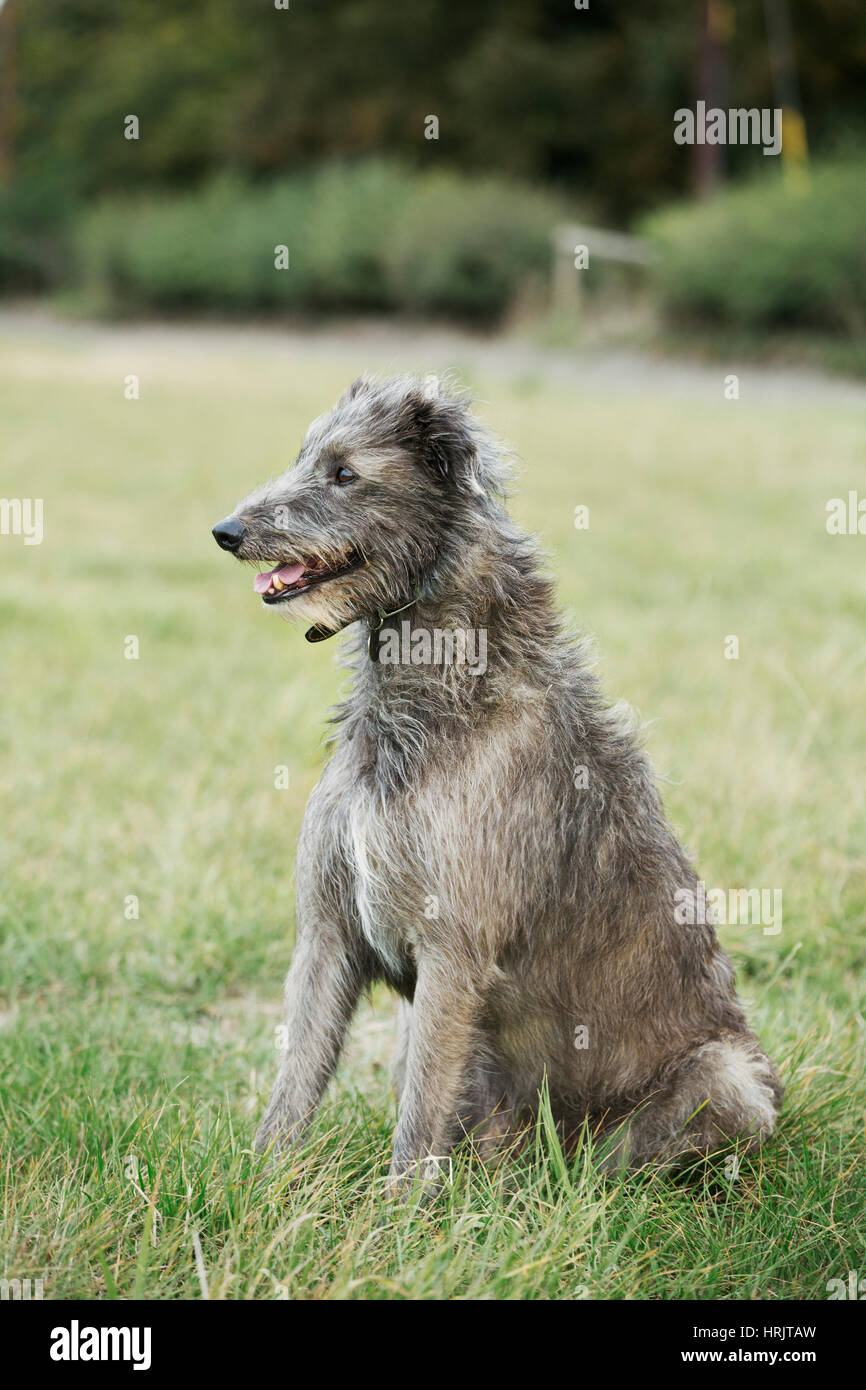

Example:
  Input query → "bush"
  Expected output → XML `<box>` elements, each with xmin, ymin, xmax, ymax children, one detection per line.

<box><xmin>642</xmin><ymin>161</ymin><xmax>866</xmax><ymax>336</ymax></box>
<box><xmin>73</xmin><ymin>162</ymin><xmax>562</xmax><ymax>322</ymax></box>
<box><xmin>0</xmin><ymin>169</ymin><xmax>80</xmax><ymax>293</ymax></box>
<box><xmin>383</xmin><ymin>173</ymin><xmax>557</xmax><ymax>321</ymax></box>
<box><xmin>78</xmin><ymin>175</ymin><xmax>310</xmax><ymax>312</ymax></box>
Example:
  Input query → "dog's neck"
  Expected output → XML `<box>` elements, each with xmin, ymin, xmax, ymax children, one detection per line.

<box><xmin>337</xmin><ymin>524</ymin><xmax>561</xmax><ymax>790</ymax></box>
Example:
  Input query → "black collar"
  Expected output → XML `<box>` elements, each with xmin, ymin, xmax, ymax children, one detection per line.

<box><xmin>305</xmin><ymin>591</ymin><xmax>420</xmax><ymax>661</ymax></box>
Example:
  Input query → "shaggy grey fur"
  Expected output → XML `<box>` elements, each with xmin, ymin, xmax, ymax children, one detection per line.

<box><xmin>214</xmin><ymin>374</ymin><xmax>781</xmax><ymax>1190</ymax></box>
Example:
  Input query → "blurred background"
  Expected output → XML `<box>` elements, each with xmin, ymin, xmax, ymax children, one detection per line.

<box><xmin>0</xmin><ymin>0</ymin><xmax>864</xmax><ymax>369</ymax></box>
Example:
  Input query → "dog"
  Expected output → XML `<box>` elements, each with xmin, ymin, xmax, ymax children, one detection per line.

<box><xmin>213</xmin><ymin>374</ymin><xmax>781</xmax><ymax>1190</ymax></box>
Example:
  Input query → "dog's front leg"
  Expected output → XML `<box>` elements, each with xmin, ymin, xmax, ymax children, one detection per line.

<box><xmin>256</xmin><ymin>921</ymin><xmax>364</xmax><ymax>1157</ymax></box>
<box><xmin>388</xmin><ymin>950</ymin><xmax>482</xmax><ymax>1197</ymax></box>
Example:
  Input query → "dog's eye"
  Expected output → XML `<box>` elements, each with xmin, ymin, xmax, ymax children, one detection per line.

<box><xmin>333</xmin><ymin>466</ymin><xmax>357</xmax><ymax>487</ymax></box>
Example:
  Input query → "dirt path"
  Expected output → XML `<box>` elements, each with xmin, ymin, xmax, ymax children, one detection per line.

<box><xmin>3</xmin><ymin>303</ymin><xmax>864</xmax><ymax>407</ymax></box>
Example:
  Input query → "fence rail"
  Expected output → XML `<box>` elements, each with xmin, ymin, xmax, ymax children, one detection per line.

<box><xmin>551</xmin><ymin>223</ymin><xmax>654</xmax><ymax>313</ymax></box>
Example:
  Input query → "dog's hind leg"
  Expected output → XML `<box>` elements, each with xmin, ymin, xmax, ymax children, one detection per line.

<box><xmin>598</xmin><ymin>1035</ymin><xmax>782</xmax><ymax>1173</ymax></box>
<box><xmin>455</xmin><ymin>1047</ymin><xmax>521</xmax><ymax>1159</ymax></box>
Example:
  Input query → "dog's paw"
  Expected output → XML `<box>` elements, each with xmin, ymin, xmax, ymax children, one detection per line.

<box><xmin>383</xmin><ymin>1154</ymin><xmax>453</xmax><ymax>1207</ymax></box>
<box><xmin>252</xmin><ymin>1126</ymin><xmax>305</xmax><ymax>1191</ymax></box>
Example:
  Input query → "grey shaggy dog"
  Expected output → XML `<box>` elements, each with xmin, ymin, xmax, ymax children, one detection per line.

<box><xmin>213</xmin><ymin>373</ymin><xmax>781</xmax><ymax>1192</ymax></box>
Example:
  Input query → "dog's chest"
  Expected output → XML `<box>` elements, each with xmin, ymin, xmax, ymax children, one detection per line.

<box><xmin>344</xmin><ymin>791</ymin><xmax>427</xmax><ymax>976</ymax></box>
<box><xmin>322</xmin><ymin>703</ymin><xmax>540</xmax><ymax>975</ymax></box>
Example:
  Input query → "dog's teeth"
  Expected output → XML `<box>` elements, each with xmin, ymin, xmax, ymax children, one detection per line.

<box><xmin>272</xmin><ymin>576</ymin><xmax>285</xmax><ymax>591</ymax></box>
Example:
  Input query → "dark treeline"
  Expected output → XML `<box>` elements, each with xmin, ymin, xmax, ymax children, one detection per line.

<box><xmin>6</xmin><ymin>0</ymin><xmax>865</xmax><ymax>221</ymax></box>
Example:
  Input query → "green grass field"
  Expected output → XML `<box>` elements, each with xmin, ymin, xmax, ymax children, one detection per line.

<box><xmin>1</xmin><ymin>313</ymin><xmax>864</xmax><ymax>1300</ymax></box>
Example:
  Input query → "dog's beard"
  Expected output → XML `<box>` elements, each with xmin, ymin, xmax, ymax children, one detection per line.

<box><xmin>269</xmin><ymin>579</ymin><xmax>366</xmax><ymax>632</ymax></box>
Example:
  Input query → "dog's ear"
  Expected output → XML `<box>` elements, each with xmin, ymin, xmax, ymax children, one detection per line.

<box><xmin>337</xmin><ymin>375</ymin><xmax>373</xmax><ymax>406</ymax></box>
<box><xmin>403</xmin><ymin>378</ymin><xmax>480</xmax><ymax>492</ymax></box>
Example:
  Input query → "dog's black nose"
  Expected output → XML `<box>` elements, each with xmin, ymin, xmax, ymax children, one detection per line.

<box><xmin>212</xmin><ymin>517</ymin><xmax>245</xmax><ymax>552</ymax></box>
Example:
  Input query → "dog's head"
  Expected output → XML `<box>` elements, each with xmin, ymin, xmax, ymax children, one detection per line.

<box><xmin>212</xmin><ymin>374</ymin><xmax>505</xmax><ymax>637</ymax></box>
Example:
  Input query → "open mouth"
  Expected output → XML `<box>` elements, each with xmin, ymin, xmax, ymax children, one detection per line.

<box><xmin>254</xmin><ymin>552</ymin><xmax>362</xmax><ymax>604</ymax></box>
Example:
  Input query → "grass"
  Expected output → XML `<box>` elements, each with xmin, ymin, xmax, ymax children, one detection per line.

<box><xmin>1</xmin><ymin>313</ymin><xmax>864</xmax><ymax>1300</ymax></box>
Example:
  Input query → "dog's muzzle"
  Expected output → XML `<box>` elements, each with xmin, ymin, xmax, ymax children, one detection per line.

<box><xmin>212</xmin><ymin>517</ymin><xmax>245</xmax><ymax>552</ymax></box>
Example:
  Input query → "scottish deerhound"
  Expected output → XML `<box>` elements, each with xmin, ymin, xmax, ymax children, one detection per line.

<box><xmin>212</xmin><ymin>374</ymin><xmax>781</xmax><ymax>1190</ymax></box>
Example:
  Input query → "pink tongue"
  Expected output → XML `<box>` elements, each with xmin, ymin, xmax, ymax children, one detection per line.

<box><xmin>254</xmin><ymin>562</ymin><xmax>306</xmax><ymax>593</ymax></box>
